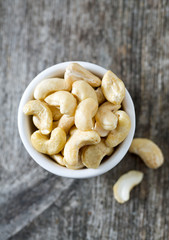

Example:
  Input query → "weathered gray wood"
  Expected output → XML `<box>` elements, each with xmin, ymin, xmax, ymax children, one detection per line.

<box><xmin>0</xmin><ymin>0</ymin><xmax>169</xmax><ymax>239</ymax></box>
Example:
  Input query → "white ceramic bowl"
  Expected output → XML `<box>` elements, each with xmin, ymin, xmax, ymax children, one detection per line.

<box><xmin>18</xmin><ymin>61</ymin><xmax>135</xmax><ymax>179</ymax></box>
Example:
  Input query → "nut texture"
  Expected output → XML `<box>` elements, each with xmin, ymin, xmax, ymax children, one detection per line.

<box><xmin>31</xmin><ymin>127</ymin><xmax>66</xmax><ymax>155</ymax></box>
<box><xmin>129</xmin><ymin>138</ymin><xmax>164</xmax><ymax>169</ymax></box>
<box><xmin>82</xmin><ymin>139</ymin><xmax>113</xmax><ymax>168</ymax></box>
<box><xmin>75</xmin><ymin>98</ymin><xmax>98</xmax><ymax>131</ymax></box>
<box><xmin>23</xmin><ymin>100</ymin><xmax>53</xmax><ymax>135</ymax></box>
<box><xmin>113</xmin><ymin>170</ymin><xmax>144</xmax><ymax>204</ymax></box>
<box><xmin>51</xmin><ymin>154</ymin><xmax>65</xmax><ymax>166</ymax></box>
<box><xmin>94</xmin><ymin>121</ymin><xmax>109</xmax><ymax>137</ymax></box>
<box><xmin>45</xmin><ymin>91</ymin><xmax>77</xmax><ymax>116</ymax></box>
<box><xmin>72</xmin><ymin>80</ymin><xmax>98</xmax><ymax>104</ymax></box>
<box><xmin>101</xmin><ymin>70</ymin><xmax>125</xmax><ymax>105</ymax></box>
<box><xmin>58</xmin><ymin>115</ymin><xmax>75</xmax><ymax>134</ymax></box>
<box><xmin>64</xmin><ymin>63</ymin><xmax>101</xmax><ymax>89</ymax></box>
<box><xmin>95</xmin><ymin>102</ymin><xmax>120</xmax><ymax>131</ymax></box>
<box><xmin>106</xmin><ymin>110</ymin><xmax>131</xmax><ymax>147</ymax></box>
<box><xmin>34</xmin><ymin>78</ymin><xmax>67</xmax><ymax>100</ymax></box>
<box><xmin>95</xmin><ymin>87</ymin><xmax>106</xmax><ymax>105</ymax></box>
<box><xmin>64</xmin><ymin>129</ymin><xmax>100</xmax><ymax>166</ymax></box>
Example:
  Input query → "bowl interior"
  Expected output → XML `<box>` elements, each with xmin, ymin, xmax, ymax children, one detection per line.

<box><xmin>18</xmin><ymin>61</ymin><xmax>135</xmax><ymax>178</ymax></box>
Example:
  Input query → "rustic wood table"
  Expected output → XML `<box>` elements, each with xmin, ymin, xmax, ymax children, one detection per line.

<box><xmin>0</xmin><ymin>0</ymin><xmax>169</xmax><ymax>239</ymax></box>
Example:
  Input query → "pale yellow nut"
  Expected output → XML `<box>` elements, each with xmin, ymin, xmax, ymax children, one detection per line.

<box><xmin>101</xmin><ymin>70</ymin><xmax>125</xmax><ymax>105</ymax></box>
<box><xmin>51</xmin><ymin>154</ymin><xmax>65</xmax><ymax>166</ymax></box>
<box><xmin>64</xmin><ymin>129</ymin><xmax>101</xmax><ymax>166</ymax></box>
<box><xmin>69</xmin><ymin>126</ymin><xmax>78</xmax><ymax>136</ymax></box>
<box><xmin>75</xmin><ymin>98</ymin><xmax>98</xmax><ymax>131</ymax></box>
<box><xmin>95</xmin><ymin>87</ymin><xmax>106</xmax><ymax>105</ymax></box>
<box><xmin>113</xmin><ymin>170</ymin><xmax>143</xmax><ymax>204</ymax></box>
<box><xmin>34</xmin><ymin>78</ymin><xmax>68</xmax><ymax>100</ymax></box>
<box><xmin>63</xmin><ymin>157</ymin><xmax>84</xmax><ymax>169</ymax></box>
<box><xmin>45</xmin><ymin>91</ymin><xmax>77</xmax><ymax>116</ymax></box>
<box><xmin>95</xmin><ymin>102</ymin><xmax>120</xmax><ymax>131</ymax></box>
<box><xmin>31</xmin><ymin>127</ymin><xmax>66</xmax><ymax>155</ymax></box>
<box><xmin>72</xmin><ymin>80</ymin><xmax>98</xmax><ymax>104</ymax></box>
<box><xmin>49</xmin><ymin>106</ymin><xmax>62</xmax><ymax>120</ymax></box>
<box><xmin>129</xmin><ymin>138</ymin><xmax>164</xmax><ymax>169</ymax></box>
<box><xmin>105</xmin><ymin>110</ymin><xmax>131</xmax><ymax>147</ymax></box>
<box><xmin>82</xmin><ymin>139</ymin><xmax>114</xmax><ymax>168</ymax></box>
<box><xmin>94</xmin><ymin>121</ymin><xmax>109</xmax><ymax>137</ymax></box>
<box><xmin>64</xmin><ymin>63</ymin><xmax>101</xmax><ymax>89</ymax></box>
<box><xmin>32</xmin><ymin>104</ymin><xmax>62</xmax><ymax>130</ymax></box>
<box><xmin>23</xmin><ymin>100</ymin><xmax>53</xmax><ymax>135</ymax></box>
<box><xmin>58</xmin><ymin>115</ymin><xmax>74</xmax><ymax>134</ymax></box>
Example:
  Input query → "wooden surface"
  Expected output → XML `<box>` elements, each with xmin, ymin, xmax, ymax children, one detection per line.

<box><xmin>0</xmin><ymin>0</ymin><xmax>169</xmax><ymax>239</ymax></box>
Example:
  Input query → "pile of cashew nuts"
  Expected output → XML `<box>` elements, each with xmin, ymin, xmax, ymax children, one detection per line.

<box><xmin>23</xmin><ymin>63</ymin><xmax>164</xmax><ymax>204</ymax></box>
<box><xmin>23</xmin><ymin>63</ymin><xmax>131</xmax><ymax>169</ymax></box>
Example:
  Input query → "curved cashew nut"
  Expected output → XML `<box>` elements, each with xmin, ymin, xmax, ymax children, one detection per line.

<box><xmin>129</xmin><ymin>138</ymin><xmax>164</xmax><ymax>169</ymax></box>
<box><xmin>82</xmin><ymin>139</ymin><xmax>114</xmax><ymax>168</ymax></box>
<box><xmin>75</xmin><ymin>98</ymin><xmax>98</xmax><ymax>130</ymax></box>
<box><xmin>72</xmin><ymin>80</ymin><xmax>98</xmax><ymax>104</ymax></box>
<box><xmin>106</xmin><ymin>110</ymin><xmax>131</xmax><ymax>147</ymax></box>
<box><xmin>94</xmin><ymin>122</ymin><xmax>109</xmax><ymax>137</ymax></box>
<box><xmin>32</xmin><ymin>105</ymin><xmax>62</xmax><ymax>130</ymax></box>
<box><xmin>113</xmin><ymin>170</ymin><xmax>143</xmax><ymax>204</ymax></box>
<box><xmin>45</xmin><ymin>91</ymin><xmax>77</xmax><ymax>116</ymax></box>
<box><xmin>64</xmin><ymin>129</ymin><xmax>101</xmax><ymax>166</ymax></box>
<box><xmin>51</xmin><ymin>153</ymin><xmax>65</xmax><ymax>166</ymax></box>
<box><xmin>58</xmin><ymin>115</ymin><xmax>74</xmax><ymax>134</ymax></box>
<box><xmin>64</xmin><ymin>63</ymin><xmax>101</xmax><ymax>89</ymax></box>
<box><xmin>23</xmin><ymin>100</ymin><xmax>53</xmax><ymax>135</ymax></box>
<box><xmin>31</xmin><ymin>127</ymin><xmax>66</xmax><ymax>155</ymax></box>
<box><xmin>101</xmin><ymin>70</ymin><xmax>125</xmax><ymax>104</ymax></box>
<box><xmin>95</xmin><ymin>102</ymin><xmax>121</xmax><ymax>131</ymax></box>
<box><xmin>95</xmin><ymin>87</ymin><xmax>106</xmax><ymax>105</ymax></box>
<box><xmin>34</xmin><ymin>78</ymin><xmax>68</xmax><ymax>100</ymax></box>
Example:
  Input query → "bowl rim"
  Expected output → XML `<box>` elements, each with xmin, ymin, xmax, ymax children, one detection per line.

<box><xmin>18</xmin><ymin>61</ymin><xmax>135</xmax><ymax>179</ymax></box>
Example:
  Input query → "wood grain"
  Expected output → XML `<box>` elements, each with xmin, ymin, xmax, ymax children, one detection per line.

<box><xmin>0</xmin><ymin>0</ymin><xmax>169</xmax><ymax>239</ymax></box>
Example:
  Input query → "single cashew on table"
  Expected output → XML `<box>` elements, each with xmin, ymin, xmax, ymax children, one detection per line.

<box><xmin>113</xmin><ymin>170</ymin><xmax>144</xmax><ymax>204</ymax></box>
<box><xmin>129</xmin><ymin>138</ymin><xmax>164</xmax><ymax>169</ymax></box>
<box><xmin>23</xmin><ymin>63</ymin><xmax>131</xmax><ymax>169</ymax></box>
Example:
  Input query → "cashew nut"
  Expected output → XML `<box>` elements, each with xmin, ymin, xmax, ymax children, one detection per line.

<box><xmin>82</xmin><ymin>139</ymin><xmax>114</xmax><ymax>168</ymax></box>
<box><xmin>95</xmin><ymin>102</ymin><xmax>121</xmax><ymax>131</ymax></box>
<box><xmin>94</xmin><ymin>121</ymin><xmax>109</xmax><ymax>137</ymax></box>
<box><xmin>23</xmin><ymin>100</ymin><xmax>53</xmax><ymax>135</ymax></box>
<box><xmin>101</xmin><ymin>70</ymin><xmax>125</xmax><ymax>105</ymax></box>
<box><xmin>34</xmin><ymin>78</ymin><xmax>68</xmax><ymax>100</ymax></box>
<box><xmin>106</xmin><ymin>110</ymin><xmax>131</xmax><ymax>147</ymax></box>
<box><xmin>69</xmin><ymin>126</ymin><xmax>78</xmax><ymax>136</ymax></box>
<box><xmin>64</xmin><ymin>129</ymin><xmax>100</xmax><ymax>166</ymax></box>
<box><xmin>129</xmin><ymin>138</ymin><xmax>164</xmax><ymax>169</ymax></box>
<box><xmin>31</xmin><ymin>127</ymin><xmax>66</xmax><ymax>155</ymax></box>
<box><xmin>64</xmin><ymin>63</ymin><xmax>101</xmax><ymax>89</ymax></box>
<box><xmin>58</xmin><ymin>115</ymin><xmax>74</xmax><ymax>134</ymax></box>
<box><xmin>32</xmin><ymin>105</ymin><xmax>62</xmax><ymax>130</ymax></box>
<box><xmin>51</xmin><ymin>153</ymin><xmax>65</xmax><ymax>166</ymax></box>
<box><xmin>113</xmin><ymin>170</ymin><xmax>144</xmax><ymax>204</ymax></box>
<box><xmin>75</xmin><ymin>98</ymin><xmax>98</xmax><ymax>131</ymax></box>
<box><xmin>95</xmin><ymin>87</ymin><xmax>106</xmax><ymax>105</ymax></box>
<box><xmin>49</xmin><ymin>106</ymin><xmax>62</xmax><ymax>120</ymax></box>
<box><xmin>72</xmin><ymin>80</ymin><xmax>98</xmax><ymax>104</ymax></box>
<box><xmin>45</xmin><ymin>91</ymin><xmax>77</xmax><ymax>116</ymax></box>
<box><xmin>63</xmin><ymin>157</ymin><xmax>84</xmax><ymax>169</ymax></box>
